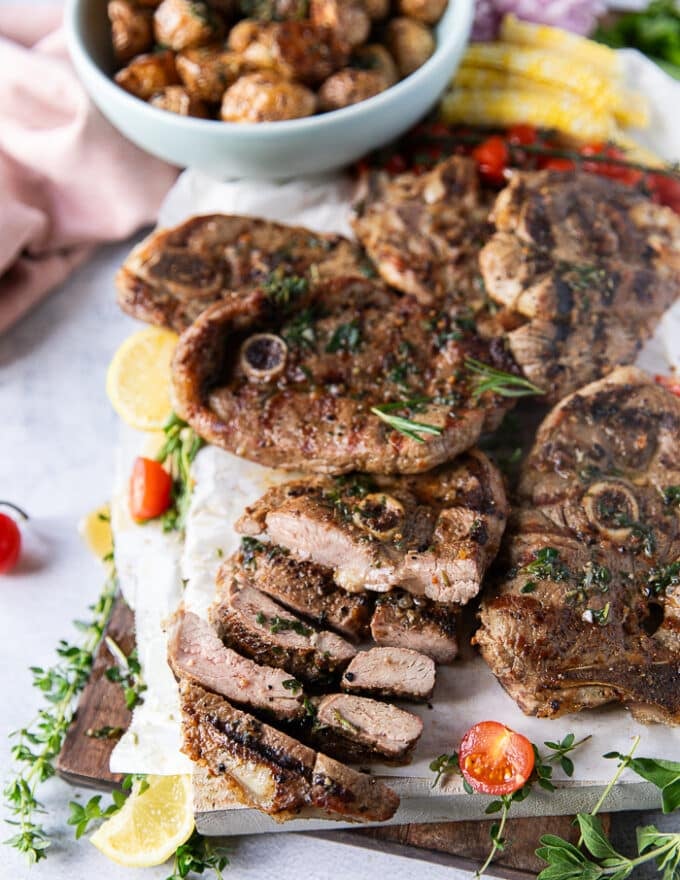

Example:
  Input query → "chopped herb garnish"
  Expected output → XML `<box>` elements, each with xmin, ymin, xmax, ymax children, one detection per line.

<box><xmin>104</xmin><ymin>640</ymin><xmax>147</xmax><ymax>711</ymax></box>
<box><xmin>262</xmin><ymin>271</ymin><xmax>308</xmax><ymax>309</ymax></box>
<box><xmin>663</xmin><ymin>485</ymin><xmax>680</xmax><ymax>508</ymax></box>
<box><xmin>521</xmin><ymin>582</ymin><xmax>537</xmax><ymax>594</ymax></box>
<box><xmin>282</xmin><ymin>308</ymin><xmax>317</xmax><ymax>350</ymax></box>
<box><xmin>579</xmin><ymin>562</ymin><xmax>611</xmax><ymax>593</ymax></box>
<box><xmin>588</xmin><ymin>602</ymin><xmax>611</xmax><ymax>626</ymax></box>
<box><xmin>256</xmin><ymin>613</ymin><xmax>312</xmax><ymax>636</ymax></box>
<box><xmin>85</xmin><ymin>725</ymin><xmax>124</xmax><ymax>740</ymax></box>
<box><xmin>466</xmin><ymin>358</ymin><xmax>544</xmax><ymax>398</ymax></box>
<box><xmin>647</xmin><ymin>561</ymin><xmax>680</xmax><ymax>596</ymax></box>
<box><xmin>371</xmin><ymin>403</ymin><xmax>443</xmax><ymax>444</ymax></box>
<box><xmin>520</xmin><ymin>547</ymin><xmax>570</xmax><ymax>582</ymax></box>
<box><xmin>332</xmin><ymin>709</ymin><xmax>359</xmax><ymax>734</ymax></box>
<box><xmin>281</xmin><ymin>678</ymin><xmax>303</xmax><ymax>694</ymax></box>
<box><xmin>326</xmin><ymin>320</ymin><xmax>362</xmax><ymax>353</ymax></box>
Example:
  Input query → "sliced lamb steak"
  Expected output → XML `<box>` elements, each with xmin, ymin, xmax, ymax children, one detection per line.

<box><xmin>179</xmin><ymin>680</ymin><xmax>399</xmax><ymax>821</ymax></box>
<box><xmin>480</xmin><ymin>171</ymin><xmax>680</xmax><ymax>402</ymax></box>
<box><xmin>236</xmin><ymin>537</ymin><xmax>373</xmax><ymax>642</ymax></box>
<box><xmin>475</xmin><ymin>368</ymin><xmax>680</xmax><ymax>724</ymax></box>
<box><xmin>116</xmin><ymin>214</ymin><xmax>362</xmax><ymax>331</ymax></box>
<box><xmin>166</xmin><ymin>609</ymin><xmax>306</xmax><ymax>723</ymax></box>
<box><xmin>210</xmin><ymin>565</ymin><xmax>356</xmax><ymax>684</ymax></box>
<box><xmin>370</xmin><ymin>590</ymin><xmax>458</xmax><ymax>664</ymax></box>
<box><xmin>312</xmin><ymin>693</ymin><xmax>423</xmax><ymax>762</ymax></box>
<box><xmin>236</xmin><ymin>451</ymin><xmax>508</xmax><ymax>604</ymax></box>
<box><xmin>351</xmin><ymin>157</ymin><xmax>494</xmax><ymax>309</ymax></box>
<box><xmin>341</xmin><ymin>646</ymin><xmax>435</xmax><ymax>702</ymax></box>
<box><xmin>171</xmin><ymin>275</ymin><xmax>513</xmax><ymax>474</ymax></box>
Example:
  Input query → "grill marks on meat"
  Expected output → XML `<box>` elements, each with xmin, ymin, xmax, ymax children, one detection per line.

<box><xmin>236</xmin><ymin>452</ymin><xmax>508</xmax><ymax>604</ymax></box>
<box><xmin>210</xmin><ymin>565</ymin><xmax>356</xmax><ymax>684</ymax></box>
<box><xmin>171</xmin><ymin>275</ymin><xmax>512</xmax><ymax>474</ymax></box>
<box><xmin>480</xmin><ymin>172</ymin><xmax>680</xmax><ymax>402</ymax></box>
<box><xmin>180</xmin><ymin>680</ymin><xmax>399</xmax><ymax>821</ymax></box>
<box><xmin>475</xmin><ymin>368</ymin><xmax>680</xmax><ymax>724</ymax></box>
<box><xmin>167</xmin><ymin>610</ymin><xmax>306</xmax><ymax>722</ymax></box>
<box><xmin>312</xmin><ymin>693</ymin><xmax>423</xmax><ymax>762</ymax></box>
<box><xmin>351</xmin><ymin>157</ymin><xmax>494</xmax><ymax>309</ymax></box>
<box><xmin>370</xmin><ymin>590</ymin><xmax>458</xmax><ymax>664</ymax></box>
<box><xmin>341</xmin><ymin>647</ymin><xmax>436</xmax><ymax>701</ymax></box>
<box><xmin>116</xmin><ymin>215</ymin><xmax>363</xmax><ymax>332</ymax></box>
<box><xmin>236</xmin><ymin>538</ymin><xmax>372</xmax><ymax>643</ymax></box>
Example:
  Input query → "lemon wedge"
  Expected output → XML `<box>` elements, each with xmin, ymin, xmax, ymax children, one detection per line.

<box><xmin>79</xmin><ymin>505</ymin><xmax>113</xmax><ymax>561</ymax></box>
<box><xmin>106</xmin><ymin>327</ymin><xmax>179</xmax><ymax>431</ymax></box>
<box><xmin>90</xmin><ymin>775</ymin><xmax>194</xmax><ymax>868</ymax></box>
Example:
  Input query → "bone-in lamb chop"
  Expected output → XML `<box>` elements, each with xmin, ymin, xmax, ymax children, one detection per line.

<box><xmin>475</xmin><ymin>367</ymin><xmax>680</xmax><ymax>724</ymax></box>
<box><xmin>116</xmin><ymin>215</ymin><xmax>363</xmax><ymax>331</ymax></box>
<box><xmin>480</xmin><ymin>171</ymin><xmax>680</xmax><ymax>402</ymax></box>
<box><xmin>172</xmin><ymin>275</ymin><xmax>513</xmax><ymax>474</ymax></box>
<box><xmin>236</xmin><ymin>452</ymin><xmax>508</xmax><ymax>604</ymax></box>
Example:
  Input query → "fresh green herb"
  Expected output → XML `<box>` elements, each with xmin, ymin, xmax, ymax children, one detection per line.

<box><xmin>326</xmin><ymin>320</ymin><xmax>362</xmax><ymax>354</ymax></box>
<box><xmin>370</xmin><ymin>403</ymin><xmax>443</xmax><ymax>444</ymax></box>
<box><xmin>263</xmin><ymin>271</ymin><xmax>309</xmax><ymax>309</ymax></box>
<box><xmin>663</xmin><ymin>486</ymin><xmax>680</xmax><ymax>508</ymax></box>
<box><xmin>580</xmin><ymin>562</ymin><xmax>611</xmax><ymax>593</ymax></box>
<box><xmin>611</xmin><ymin>513</ymin><xmax>657</xmax><ymax>558</ymax></box>
<box><xmin>521</xmin><ymin>582</ymin><xmax>537</xmax><ymax>594</ymax></box>
<box><xmin>255</xmin><ymin>612</ymin><xmax>266</xmax><ymax>625</ymax></box>
<box><xmin>3</xmin><ymin>569</ymin><xmax>118</xmax><ymax>864</ymax></box>
<box><xmin>67</xmin><ymin>792</ymin><xmax>125</xmax><ymax>839</ymax></box>
<box><xmin>282</xmin><ymin>678</ymin><xmax>303</xmax><ymax>694</ymax></box>
<box><xmin>282</xmin><ymin>308</ymin><xmax>317</xmax><ymax>351</ymax></box>
<box><xmin>85</xmin><ymin>725</ymin><xmax>124</xmax><ymax>740</ymax></box>
<box><xmin>104</xmin><ymin>639</ymin><xmax>147</xmax><ymax>711</ymax></box>
<box><xmin>465</xmin><ymin>358</ymin><xmax>544</xmax><ymax>398</ymax></box>
<box><xmin>594</xmin><ymin>0</ymin><xmax>680</xmax><ymax>80</ymax></box>
<box><xmin>647</xmin><ymin>561</ymin><xmax>680</xmax><ymax>596</ymax></box>
<box><xmin>429</xmin><ymin>753</ymin><xmax>463</xmax><ymax>789</ymax></box>
<box><xmin>155</xmin><ymin>413</ymin><xmax>204</xmax><ymax>533</ymax></box>
<box><xmin>268</xmin><ymin>615</ymin><xmax>312</xmax><ymax>637</ymax></box>
<box><xmin>520</xmin><ymin>547</ymin><xmax>570</xmax><ymax>583</ymax></box>
<box><xmin>166</xmin><ymin>830</ymin><xmax>230</xmax><ymax>880</ymax></box>
<box><xmin>332</xmin><ymin>709</ymin><xmax>359</xmax><ymax>734</ymax></box>
<box><xmin>587</xmin><ymin>602</ymin><xmax>611</xmax><ymax>627</ymax></box>
<box><xmin>302</xmin><ymin>696</ymin><xmax>317</xmax><ymax>720</ymax></box>
<box><xmin>240</xmin><ymin>536</ymin><xmax>287</xmax><ymax>568</ymax></box>
<box><xmin>537</xmin><ymin>737</ymin><xmax>680</xmax><ymax>880</ymax></box>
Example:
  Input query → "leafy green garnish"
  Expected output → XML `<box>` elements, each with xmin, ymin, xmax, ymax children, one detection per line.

<box><xmin>594</xmin><ymin>1</ymin><xmax>680</xmax><ymax>80</ymax></box>
<box><xmin>167</xmin><ymin>831</ymin><xmax>231</xmax><ymax>880</ymax></box>
<box><xmin>663</xmin><ymin>486</ymin><xmax>680</xmax><ymax>508</ymax></box>
<box><xmin>520</xmin><ymin>547</ymin><xmax>570</xmax><ymax>583</ymax></box>
<box><xmin>371</xmin><ymin>402</ymin><xmax>443</xmax><ymax>444</ymax></box>
<box><xmin>155</xmin><ymin>413</ymin><xmax>204</xmax><ymax>533</ymax></box>
<box><xmin>466</xmin><ymin>358</ymin><xmax>544</xmax><ymax>398</ymax></box>
<box><xmin>262</xmin><ymin>271</ymin><xmax>309</xmax><ymax>308</ymax></box>
<box><xmin>647</xmin><ymin>561</ymin><xmax>680</xmax><ymax>596</ymax></box>
<box><xmin>326</xmin><ymin>320</ymin><xmax>362</xmax><ymax>353</ymax></box>
<box><xmin>282</xmin><ymin>308</ymin><xmax>317</xmax><ymax>350</ymax></box>
<box><xmin>104</xmin><ymin>639</ymin><xmax>147</xmax><ymax>711</ymax></box>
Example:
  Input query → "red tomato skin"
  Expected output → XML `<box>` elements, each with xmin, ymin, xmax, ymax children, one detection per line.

<box><xmin>0</xmin><ymin>513</ymin><xmax>21</xmax><ymax>574</ymax></box>
<box><xmin>540</xmin><ymin>157</ymin><xmax>576</xmax><ymax>172</ymax></box>
<box><xmin>472</xmin><ymin>136</ymin><xmax>509</xmax><ymax>185</ymax></box>
<box><xmin>458</xmin><ymin>720</ymin><xmax>535</xmax><ymax>796</ymax></box>
<box><xmin>129</xmin><ymin>457</ymin><xmax>173</xmax><ymax>522</ymax></box>
<box><xmin>648</xmin><ymin>174</ymin><xmax>680</xmax><ymax>214</ymax></box>
<box><xmin>655</xmin><ymin>374</ymin><xmax>680</xmax><ymax>397</ymax></box>
<box><xmin>507</xmin><ymin>124</ymin><xmax>537</xmax><ymax>146</ymax></box>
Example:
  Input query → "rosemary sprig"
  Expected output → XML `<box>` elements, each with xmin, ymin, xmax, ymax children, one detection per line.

<box><xmin>371</xmin><ymin>403</ymin><xmax>443</xmax><ymax>444</ymax></box>
<box><xmin>465</xmin><ymin>358</ymin><xmax>544</xmax><ymax>398</ymax></box>
<box><xmin>155</xmin><ymin>413</ymin><xmax>204</xmax><ymax>533</ymax></box>
<box><xmin>3</xmin><ymin>568</ymin><xmax>118</xmax><ymax>864</ymax></box>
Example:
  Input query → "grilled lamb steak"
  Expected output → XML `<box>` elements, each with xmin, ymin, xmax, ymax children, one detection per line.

<box><xmin>370</xmin><ymin>590</ymin><xmax>458</xmax><ymax>664</ymax></box>
<box><xmin>236</xmin><ymin>537</ymin><xmax>373</xmax><ymax>642</ymax></box>
<box><xmin>236</xmin><ymin>451</ymin><xmax>508</xmax><ymax>604</ymax></box>
<box><xmin>312</xmin><ymin>692</ymin><xmax>423</xmax><ymax>761</ymax></box>
<box><xmin>341</xmin><ymin>646</ymin><xmax>436</xmax><ymax>701</ymax></box>
<box><xmin>166</xmin><ymin>610</ymin><xmax>306</xmax><ymax>722</ymax></box>
<box><xmin>210</xmin><ymin>566</ymin><xmax>356</xmax><ymax>684</ymax></box>
<box><xmin>171</xmin><ymin>275</ymin><xmax>513</xmax><ymax>474</ymax></box>
<box><xmin>116</xmin><ymin>214</ymin><xmax>363</xmax><ymax>331</ymax></box>
<box><xmin>180</xmin><ymin>680</ymin><xmax>399</xmax><ymax>821</ymax></box>
<box><xmin>480</xmin><ymin>172</ymin><xmax>680</xmax><ymax>402</ymax></box>
<box><xmin>475</xmin><ymin>368</ymin><xmax>680</xmax><ymax>724</ymax></box>
<box><xmin>352</xmin><ymin>157</ymin><xmax>493</xmax><ymax>309</ymax></box>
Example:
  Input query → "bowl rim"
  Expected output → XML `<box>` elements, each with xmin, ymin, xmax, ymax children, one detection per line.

<box><xmin>65</xmin><ymin>0</ymin><xmax>473</xmax><ymax>137</ymax></box>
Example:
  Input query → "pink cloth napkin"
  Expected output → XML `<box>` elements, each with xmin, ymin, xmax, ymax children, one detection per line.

<box><xmin>0</xmin><ymin>6</ymin><xmax>178</xmax><ymax>334</ymax></box>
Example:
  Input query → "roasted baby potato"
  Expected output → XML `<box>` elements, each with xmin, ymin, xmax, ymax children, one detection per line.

<box><xmin>318</xmin><ymin>67</ymin><xmax>387</xmax><ymax>110</ymax></box>
<box><xmin>385</xmin><ymin>16</ymin><xmax>434</xmax><ymax>77</ymax></box>
<box><xmin>114</xmin><ymin>49</ymin><xmax>179</xmax><ymax>99</ymax></box>
<box><xmin>238</xmin><ymin>0</ymin><xmax>309</xmax><ymax>20</ymax></box>
<box><xmin>149</xmin><ymin>85</ymin><xmax>210</xmax><ymax>115</ymax></box>
<box><xmin>108</xmin><ymin>0</ymin><xmax>154</xmax><ymax>63</ymax></box>
<box><xmin>220</xmin><ymin>71</ymin><xmax>317</xmax><ymax>121</ymax></box>
<box><xmin>362</xmin><ymin>0</ymin><xmax>389</xmax><ymax>21</ymax></box>
<box><xmin>310</xmin><ymin>0</ymin><xmax>371</xmax><ymax>48</ymax></box>
<box><xmin>397</xmin><ymin>0</ymin><xmax>446</xmax><ymax>25</ymax></box>
<box><xmin>176</xmin><ymin>47</ymin><xmax>245</xmax><ymax>102</ymax></box>
<box><xmin>153</xmin><ymin>0</ymin><xmax>224</xmax><ymax>51</ymax></box>
<box><xmin>352</xmin><ymin>43</ymin><xmax>398</xmax><ymax>85</ymax></box>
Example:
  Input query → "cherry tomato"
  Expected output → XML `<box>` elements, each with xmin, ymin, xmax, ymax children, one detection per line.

<box><xmin>507</xmin><ymin>124</ymin><xmax>537</xmax><ymax>146</ymax></box>
<box><xmin>579</xmin><ymin>144</ymin><xmax>641</xmax><ymax>185</ymax></box>
<box><xmin>655</xmin><ymin>374</ymin><xmax>680</xmax><ymax>397</ymax></box>
<box><xmin>458</xmin><ymin>721</ymin><xmax>535</xmax><ymax>795</ymax></box>
<box><xmin>540</xmin><ymin>157</ymin><xmax>576</xmax><ymax>172</ymax></box>
<box><xmin>647</xmin><ymin>173</ymin><xmax>680</xmax><ymax>215</ymax></box>
<box><xmin>0</xmin><ymin>513</ymin><xmax>21</xmax><ymax>574</ymax></box>
<box><xmin>472</xmin><ymin>135</ymin><xmax>508</xmax><ymax>185</ymax></box>
<box><xmin>129</xmin><ymin>457</ymin><xmax>173</xmax><ymax>522</ymax></box>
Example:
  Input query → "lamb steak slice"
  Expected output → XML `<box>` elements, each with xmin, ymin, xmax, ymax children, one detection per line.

<box><xmin>236</xmin><ymin>451</ymin><xmax>508</xmax><ymax>604</ymax></box>
<box><xmin>370</xmin><ymin>589</ymin><xmax>458</xmax><ymax>664</ymax></box>
<box><xmin>341</xmin><ymin>646</ymin><xmax>436</xmax><ymax>702</ymax></box>
<box><xmin>116</xmin><ymin>214</ymin><xmax>363</xmax><ymax>331</ymax></box>
<box><xmin>480</xmin><ymin>171</ymin><xmax>680</xmax><ymax>402</ymax></box>
<box><xmin>475</xmin><ymin>367</ymin><xmax>680</xmax><ymax>723</ymax></box>
<box><xmin>171</xmin><ymin>275</ymin><xmax>513</xmax><ymax>474</ymax></box>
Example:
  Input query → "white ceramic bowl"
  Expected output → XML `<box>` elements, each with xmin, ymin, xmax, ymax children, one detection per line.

<box><xmin>65</xmin><ymin>0</ymin><xmax>473</xmax><ymax>179</ymax></box>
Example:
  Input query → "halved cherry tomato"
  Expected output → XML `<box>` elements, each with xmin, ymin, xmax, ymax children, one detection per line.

<box><xmin>507</xmin><ymin>124</ymin><xmax>537</xmax><ymax>147</ymax></box>
<box><xmin>458</xmin><ymin>721</ymin><xmax>535</xmax><ymax>795</ymax></box>
<box><xmin>0</xmin><ymin>513</ymin><xmax>21</xmax><ymax>574</ymax></box>
<box><xmin>655</xmin><ymin>374</ymin><xmax>680</xmax><ymax>397</ymax></box>
<box><xmin>129</xmin><ymin>457</ymin><xmax>173</xmax><ymax>522</ymax></box>
<box><xmin>472</xmin><ymin>135</ymin><xmax>508</xmax><ymax>185</ymax></box>
<box><xmin>647</xmin><ymin>173</ymin><xmax>680</xmax><ymax>215</ymax></box>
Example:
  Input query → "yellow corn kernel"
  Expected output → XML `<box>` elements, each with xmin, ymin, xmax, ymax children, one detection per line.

<box><xmin>440</xmin><ymin>86</ymin><xmax>615</xmax><ymax>142</ymax></box>
<box><xmin>499</xmin><ymin>13</ymin><xmax>620</xmax><ymax>77</ymax></box>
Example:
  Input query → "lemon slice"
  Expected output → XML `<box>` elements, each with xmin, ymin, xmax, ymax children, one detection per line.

<box><xmin>90</xmin><ymin>775</ymin><xmax>194</xmax><ymax>868</ymax></box>
<box><xmin>79</xmin><ymin>505</ymin><xmax>113</xmax><ymax>562</ymax></box>
<box><xmin>106</xmin><ymin>327</ymin><xmax>179</xmax><ymax>431</ymax></box>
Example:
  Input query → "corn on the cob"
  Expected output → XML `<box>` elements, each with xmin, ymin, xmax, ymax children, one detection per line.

<box><xmin>499</xmin><ymin>13</ymin><xmax>620</xmax><ymax>77</ymax></box>
<box><xmin>440</xmin><ymin>86</ymin><xmax>615</xmax><ymax>142</ymax></box>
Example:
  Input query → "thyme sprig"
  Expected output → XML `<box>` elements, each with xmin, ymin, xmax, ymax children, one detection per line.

<box><xmin>3</xmin><ymin>569</ymin><xmax>118</xmax><ymax>864</ymax></box>
<box><xmin>466</xmin><ymin>358</ymin><xmax>544</xmax><ymax>398</ymax></box>
<box><xmin>155</xmin><ymin>413</ymin><xmax>204</xmax><ymax>533</ymax></box>
<box><xmin>371</xmin><ymin>401</ymin><xmax>443</xmax><ymax>444</ymax></box>
<box><xmin>104</xmin><ymin>638</ymin><xmax>147</xmax><ymax>710</ymax></box>
<box><xmin>168</xmin><ymin>830</ymin><xmax>231</xmax><ymax>880</ymax></box>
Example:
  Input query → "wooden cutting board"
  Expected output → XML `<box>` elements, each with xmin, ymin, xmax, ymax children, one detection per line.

<box><xmin>57</xmin><ymin>596</ymin><xmax>596</xmax><ymax>877</ymax></box>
